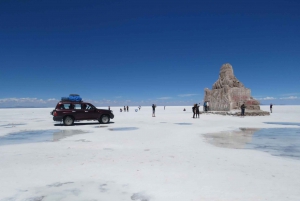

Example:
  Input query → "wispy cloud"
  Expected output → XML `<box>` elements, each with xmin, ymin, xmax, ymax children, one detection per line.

<box><xmin>178</xmin><ymin>94</ymin><xmax>198</xmax><ymax>97</ymax></box>
<box><xmin>256</xmin><ymin>97</ymin><xmax>276</xmax><ymax>100</ymax></box>
<box><xmin>280</xmin><ymin>96</ymin><xmax>298</xmax><ymax>100</ymax></box>
<box><xmin>157</xmin><ymin>97</ymin><xmax>172</xmax><ymax>100</ymax></box>
<box><xmin>280</xmin><ymin>93</ymin><xmax>299</xmax><ymax>96</ymax></box>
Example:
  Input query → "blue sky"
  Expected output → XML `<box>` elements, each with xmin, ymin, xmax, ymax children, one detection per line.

<box><xmin>0</xmin><ymin>0</ymin><xmax>299</xmax><ymax>107</ymax></box>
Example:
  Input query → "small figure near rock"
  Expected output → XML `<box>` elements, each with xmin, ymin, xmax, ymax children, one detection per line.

<box><xmin>124</xmin><ymin>106</ymin><xmax>126</xmax><ymax>112</ymax></box>
<box><xmin>270</xmin><ymin>103</ymin><xmax>273</xmax><ymax>113</ymax></box>
<box><xmin>127</xmin><ymin>105</ymin><xmax>129</xmax><ymax>112</ymax></box>
<box><xmin>138</xmin><ymin>106</ymin><xmax>141</xmax><ymax>110</ymax></box>
<box><xmin>120</xmin><ymin>108</ymin><xmax>122</xmax><ymax>112</ymax></box>
<box><xmin>108</xmin><ymin>106</ymin><xmax>110</xmax><ymax>110</ymax></box>
<box><xmin>241</xmin><ymin>103</ymin><xmax>246</xmax><ymax>117</ymax></box>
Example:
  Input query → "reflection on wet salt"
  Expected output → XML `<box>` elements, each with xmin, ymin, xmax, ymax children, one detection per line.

<box><xmin>204</xmin><ymin>128</ymin><xmax>300</xmax><ymax>160</ymax></box>
<box><xmin>108</xmin><ymin>127</ymin><xmax>138</xmax><ymax>131</ymax></box>
<box><xmin>264</xmin><ymin>122</ymin><xmax>300</xmax><ymax>126</ymax></box>
<box><xmin>0</xmin><ymin>130</ymin><xmax>87</xmax><ymax>145</ymax></box>
<box><xmin>175</xmin><ymin>123</ymin><xmax>192</xmax><ymax>125</ymax></box>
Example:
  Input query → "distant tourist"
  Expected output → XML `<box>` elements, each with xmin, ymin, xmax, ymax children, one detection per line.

<box><xmin>152</xmin><ymin>104</ymin><xmax>156</xmax><ymax>117</ymax></box>
<box><xmin>183</xmin><ymin>108</ymin><xmax>186</xmax><ymax>111</ymax></box>
<box><xmin>124</xmin><ymin>106</ymin><xmax>126</xmax><ymax>112</ymax></box>
<box><xmin>127</xmin><ymin>105</ymin><xmax>129</xmax><ymax>112</ymax></box>
<box><xmin>120</xmin><ymin>108</ymin><xmax>122</xmax><ymax>112</ymax></box>
<box><xmin>241</xmin><ymin>103</ymin><xmax>246</xmax><ymax>117</ymax></box>
<box><xmin>164</xmin><ymin>106</ymin><xmax>165</xmax><ymax>110</ymax></box>
<box><xmin>108</xmin><ymin>106</ymin><xmax>110</xmax><ymax>110</ymax></box>
<box><xmin>196</xmin><ymin>104</ymin><xmax>200</xmax><ymax>118</ymax></box>
<box><xmin>270</xmin><ymin>103</ymin><xmax>273</xmax><ymax>113</ymax></box>
<box><xmin>138</xmin><ymin>106</ymin><xmax>141</xmax><ymax>110</ymax></box>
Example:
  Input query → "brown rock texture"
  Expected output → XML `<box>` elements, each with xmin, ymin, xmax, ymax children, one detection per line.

<box><xmin>204</xmin><ymin>63</ymin><xmax>261</xmax><ymax>111</ymax></box>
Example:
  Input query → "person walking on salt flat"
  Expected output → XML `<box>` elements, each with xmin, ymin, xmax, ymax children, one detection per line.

<box><xmin>270</xmin><ymin>103</ymin><xmax>273</xmax><ymax>113</ymax></box>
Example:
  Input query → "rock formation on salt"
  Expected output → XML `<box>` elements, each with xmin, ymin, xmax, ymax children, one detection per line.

<box><xmin>204</xmin><ymin>63</ymin><xmax>262</xmax><ymax>112</ymax></box>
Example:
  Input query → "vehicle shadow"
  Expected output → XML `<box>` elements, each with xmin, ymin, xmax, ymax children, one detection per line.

<box><xmin>54</xmin><ymin>122</ymin><xmax>115</xmax><ymax>126</ymax></box>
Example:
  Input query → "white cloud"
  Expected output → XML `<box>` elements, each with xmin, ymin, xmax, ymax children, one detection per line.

<box><xmin>157</xmin><ymin>97</ymin><xmax>172</xmax><ymax>100</ymax></box>
<box><xmin>178</xmin><ymin>94</ymin><xmax>198</xmax><ymax>97</ymax></box>
<box><xmin>280</xmin><ymin>96</ymin><xmax>298</xmax><ymax>100</ymax></box>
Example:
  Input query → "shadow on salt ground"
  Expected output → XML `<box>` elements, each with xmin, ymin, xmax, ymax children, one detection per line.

<box><xmin>0</xmin><ymin>181</ymin><xmax>151</xmax><ymax>201</ymax></box>
<box><xmin>0</xmin><ymin>130</ymin><xmax>88</xmax><ymax>146</ymax></box>
<box><xmin>204</xmin><ymin>128</ymin><xmax>300</xmax><ymax>160</ymax></box>
<box><xmin>109</xmin><ymin>127</ymin><xmax>138</xmax><ymax>131</ymax></box>
<box><xmin>264</xmin><ymin>122</ymin><xmax>300</xmax><ymax>126</ymax></box>
<box><xmin>54</xmin><ymin>122</ymin><xmax>115</xmax><ymax>126</ymax></box>
<box><xmin>0</xmin><ymin>123</ymin><xmax>26</xmax><ymax>128</ymax></box>
<box><xmin>174</xmin><ymin>123</ymin><xmax>192</xmax><ymax>125</ymax></box>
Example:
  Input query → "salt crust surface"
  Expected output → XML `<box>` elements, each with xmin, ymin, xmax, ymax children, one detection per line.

<box><xmin>0</xmin><ymin>106</ymin><xmax>300</xmax><ymax>201</ymax></box>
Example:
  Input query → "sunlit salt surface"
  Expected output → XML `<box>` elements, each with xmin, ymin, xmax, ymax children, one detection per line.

<box><xmin>204</xmin><ymin>128</ymin><xmax>300</xmax><ymax>160</ymax></box>
<box><xmin>264</xmin><ymin>122</ymin><xmax>300</xmax><ymax>126</ymax></box>
<box><xmin>0</xmin><ymin>130</ymin><xmax>87</xmax><ymax>145</ymax></box>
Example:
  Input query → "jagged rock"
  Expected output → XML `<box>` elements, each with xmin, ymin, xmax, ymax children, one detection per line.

<box><xmin>204</xmin><ymin>63</ymin><xmax>261</xmax><ymax>111</ymax></box>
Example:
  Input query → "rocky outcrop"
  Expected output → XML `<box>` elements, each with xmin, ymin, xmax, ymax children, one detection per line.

<box><xmin>204</xmin><ymin>63</ymin><xmax>261</xmax><ymax>111</ymax></box>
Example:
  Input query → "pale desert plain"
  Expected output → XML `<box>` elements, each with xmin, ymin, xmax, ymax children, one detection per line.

<box><xmin>0</xmin><ymin>105</ymin><xmax>300</xmax><ymax>201</ymax></box>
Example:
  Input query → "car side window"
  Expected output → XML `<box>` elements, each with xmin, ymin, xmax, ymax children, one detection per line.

<box><xmin>86</xmin><ymin>104</ymin><xmax>94</xmax><ymax>110</ymax></box>
<box><xmin>74</xmin><ymin>104</ymin><xmax>82</xmax><ymax>110</ymax></box>
<box><xmin>59</xmin><ymin>104</ymin><xmax>70</xmax><ymax>109</ymax></box>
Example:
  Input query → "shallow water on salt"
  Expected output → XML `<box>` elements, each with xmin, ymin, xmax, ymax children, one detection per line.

<box><xmin>204</xmin><ymin>127</ymin><xmax>300</xmax><ymax>160</ymax></box>
<box><xmin>0</xmin><ymin>130</ymin><xmax>87</xmax><ymax>145</ymax></box>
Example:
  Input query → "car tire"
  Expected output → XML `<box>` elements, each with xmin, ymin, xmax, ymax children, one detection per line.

<box><xmin>100</xmin><ymin>115</ymin><xmax>110</xmax><ymax>124</ymax></box>
<box><xmin>63</xmin><ymin>116</ymin><xmax>74</xmax><ymax>126</ymax></box>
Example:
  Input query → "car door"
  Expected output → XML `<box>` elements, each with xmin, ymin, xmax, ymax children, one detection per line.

<box><xmin>83</xmin><ymin>104</ymin><xmax>99</xmax><ymax>120</ymax></box>
<box><xmin>72</xmin><ymin>103</ymin><xmax>85</xmax><ymax>120</ymax></box>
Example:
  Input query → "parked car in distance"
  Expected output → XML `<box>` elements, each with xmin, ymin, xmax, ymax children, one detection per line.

<box><xmin>51</xmin><ymin>101</ymin><xmax>114</xmax><ymax>126</ymax></box>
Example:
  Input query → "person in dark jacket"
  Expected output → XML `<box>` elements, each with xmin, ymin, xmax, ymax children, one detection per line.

<box><xmin>192</xmin><ymin>104</ymin><xmax>196</xmax><ymax>118</ymax></box>
<box><xmin>152</xmin><ymin>104</ymin><xmax>156</xmax><ymax>117</ymax></box>
<box><xmin>241</xmin><ymin>103</ymin><xmax>246</xmax><ymax>117</ymax></box>
<box><xmin>196</xmin><ymin>104</ymin><xmax>200</xmax><ymax>118</ymax></box>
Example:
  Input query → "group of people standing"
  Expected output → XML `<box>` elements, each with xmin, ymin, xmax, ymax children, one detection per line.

<box><xmin>119</xmin><ymin>106</ymin><xmax>129</xmax><ymax>112</ymax></box>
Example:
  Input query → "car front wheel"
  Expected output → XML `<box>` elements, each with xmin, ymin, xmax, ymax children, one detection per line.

<box><xmin>63</xmin><ymin>116</ymin><xmax>74</xmax><ymax>126</ymax></box>
<box><xmin>100</xmin><ymin>115</ymin><xmax>110</xmax><ymax>124</ymax></box>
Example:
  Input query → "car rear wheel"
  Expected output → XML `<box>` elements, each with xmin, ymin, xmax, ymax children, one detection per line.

<box><xmin>63</xmin><ymin>116</ymin><xmax>74</xmax><ymax>126</ymax></box>
<box><xmin>100</xmin><ymin>115</ymin><xmax>110</xmax><ymax>124</ymax></box>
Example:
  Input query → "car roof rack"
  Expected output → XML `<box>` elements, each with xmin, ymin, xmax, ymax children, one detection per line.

<box><xmin>60</xmin><ymin>100</ymin><xmax>83</xmax><ymax>103</ymax></box>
